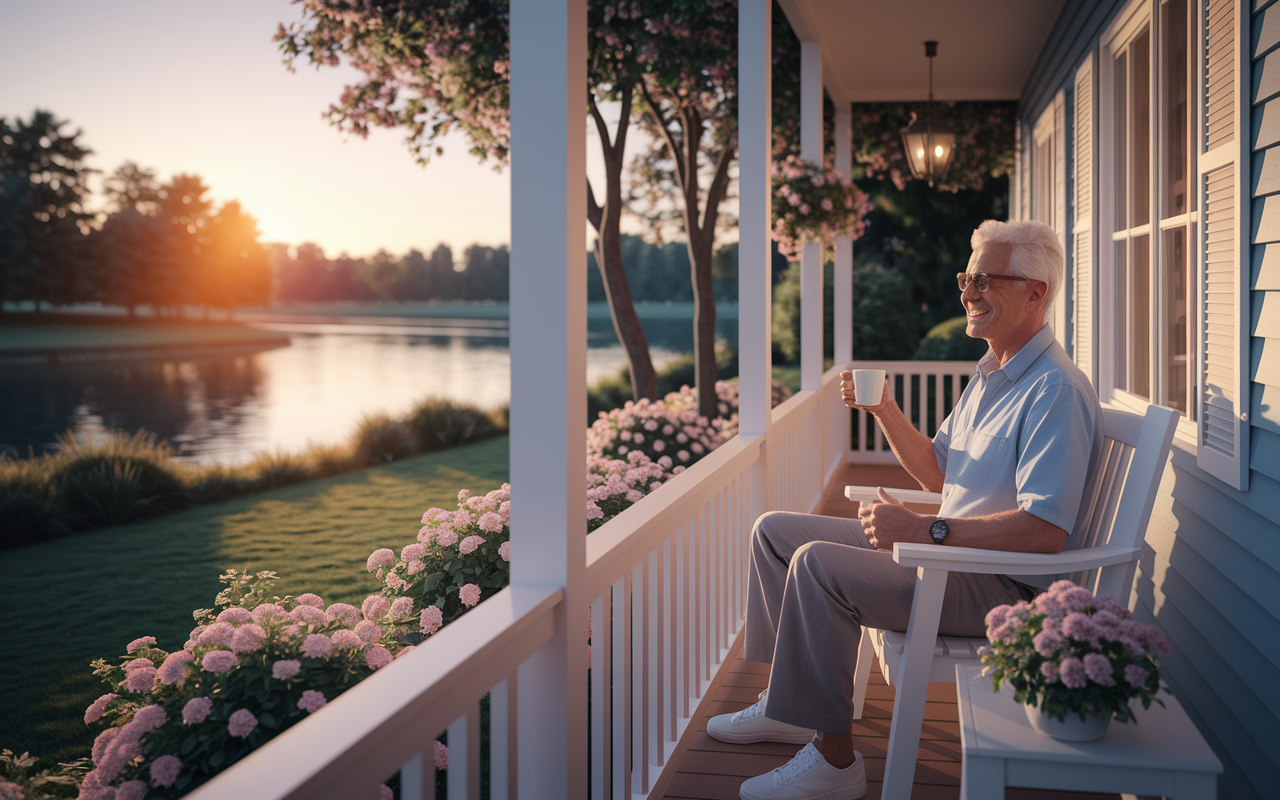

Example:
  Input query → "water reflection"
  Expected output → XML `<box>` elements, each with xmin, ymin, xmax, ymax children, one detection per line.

<box><xmin>2</xmin><ymin>310</ymin><xmax>737</xmax><ymax>465</ymax></box>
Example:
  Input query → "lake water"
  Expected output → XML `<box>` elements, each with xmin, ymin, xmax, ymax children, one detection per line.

<box><xmin>1</xmin><ymin>305</ymin><xmax>738</xmax><ymax>465</ymax></box>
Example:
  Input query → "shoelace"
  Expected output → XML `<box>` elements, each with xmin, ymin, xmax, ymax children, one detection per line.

<box><xmin>731</xmin><ymin>689</ymin><xmax>769</xmax><ymax>723</ymax></box>
<box><xmin>773</xmin><ymin>743</ymin><xmax>822</xmax><ymax>787</ymax></box>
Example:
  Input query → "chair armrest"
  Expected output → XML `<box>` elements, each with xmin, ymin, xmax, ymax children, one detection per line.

<box><xmin>844</xmin><ymin>485</ymin><xmax>943</xmax><ymax>506</ymax></box>
<box><xmin>891</xmin><ymin>543</ymin><xmax>1142</xmax><ymax>576</ymax></box>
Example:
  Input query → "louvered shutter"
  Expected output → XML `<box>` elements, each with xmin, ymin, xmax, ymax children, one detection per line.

<box><xmin>1197</xmin><ymin>0</ymin><xmax>1249</xmax><ymax>490</ymax></box>
<box><xmin>1074</xmin><ymin>56</ymin><xmax>1095</xmax><ymax>383</ymax></box>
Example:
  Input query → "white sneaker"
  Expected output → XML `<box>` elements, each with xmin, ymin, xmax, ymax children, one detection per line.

<box><xmin>707</xmin><ymin>689</ymin><xmax>816</xmax><ymax>744</ymax></box>
<box><xmin>739</xmin><ymin>743</ymin><xmax>866</xmax><ymax>800</ymax></box>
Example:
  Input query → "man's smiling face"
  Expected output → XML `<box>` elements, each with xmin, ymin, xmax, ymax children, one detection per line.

<box><xmin>962</xmin><ymin>242</ymin><xmax>1034</xmax><ymax>344</ymax></box>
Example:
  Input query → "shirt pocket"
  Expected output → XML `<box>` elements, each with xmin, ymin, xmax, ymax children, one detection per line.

<box><xmin>951</xmin><ymin>431</ymin><xmax>1011</xmax><ymax>482</ymax></box>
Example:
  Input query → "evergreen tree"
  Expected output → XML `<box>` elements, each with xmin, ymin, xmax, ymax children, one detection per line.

<box><xmin>0</xmin><ymin>109</ymin><xmax>97</xmax><ymax>309</ymax></box>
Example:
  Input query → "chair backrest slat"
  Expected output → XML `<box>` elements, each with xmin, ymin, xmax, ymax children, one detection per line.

<box><xmin>1062</xmin><ymin>406</ymin><xmax>1178</xmax><ymax>597</ymax></box>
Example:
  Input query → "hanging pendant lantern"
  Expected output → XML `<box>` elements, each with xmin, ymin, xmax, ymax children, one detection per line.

<box><xmin>901</xmin><ymin>41</ymin><xmax>956</xmax><ymax>187</ymax></box>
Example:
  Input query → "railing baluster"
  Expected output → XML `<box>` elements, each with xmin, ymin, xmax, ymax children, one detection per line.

<box><xmin>632</xmin><ymin>560</ymin><xmax>647</xmax><ymax>795</ymax></box>
<box><xmin>711</xmin><ymin>488</ymin><xmax>722</xmax><ymax>656</ymax></box>
<box><xmin>589</xmin><ymin>596</ymin><xmax>608</xmax><ymax>800</ymax></box>
<box><xmin>700</xmin><ymin>504</ymin><xmax>711</xmax><ymax>686</ymax></box>
<box><xmin>612</xmin><ymin>576</ymin><xmax>628</xmax><ymax>800</ymax></box>
<box><xmin>400</xmin><ymin>752</ymin><xmax>425</xmax><ymax>800</ymax></box>
<box><xmin>490</xmin><ymin>677</ymin><xmax>512</xmax><ymax>800</ymax></box>
<box><xmin>446</xmin><ymin>713</ymin><xmax>467</xmax><ymax>800</ymax></box>
<box><xmin>679</xmin><ymin>523</ymin><xmax>690</xmax><ymax>720</ymax></box>
<box><xmin>665</xmin><ymin>534</ymin><xmax>676</xmax><ymax>743</ymax></box>
<box><xmin>649</xmin><ymin>547</ymin><xmax>663</xmax><ymax>775</ymax></box>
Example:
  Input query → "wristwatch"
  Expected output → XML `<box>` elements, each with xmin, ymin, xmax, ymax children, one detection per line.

<box><xmin>929</xmin><ymin>518</ymin><xmax>949</xmax><ymax>545</ymax></box>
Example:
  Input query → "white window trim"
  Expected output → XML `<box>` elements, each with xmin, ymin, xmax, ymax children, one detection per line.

<box><xmin>1032</xmin><ymin>93</ymin><xmax>1070</xmax><ymax>346</ymax></box>
<box><xmin>1098</xmin><ymin>0</ymin><xmax>1155</xmax><ymax>417</ymax></box>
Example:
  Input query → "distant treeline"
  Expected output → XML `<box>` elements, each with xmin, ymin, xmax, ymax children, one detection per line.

<box><xmin>271</xmin><ymin>243</ymin><xmax>511</xmax><ymax>303</ymax></box>
<box><xmin>1</xmin><ymin>111</ymin><xmax>271</xmax><ymax>315</ymax></box>
<box><xmin>272</xmin><ymin>235</ymin><xmax>756</xmax><ymax>305</ymax></box>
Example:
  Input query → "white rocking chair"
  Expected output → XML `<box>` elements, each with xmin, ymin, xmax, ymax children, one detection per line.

<box><xmin>844</xmin><ymin>404</ymin><xmax>1179</xmax><ymax>800</ymax></box>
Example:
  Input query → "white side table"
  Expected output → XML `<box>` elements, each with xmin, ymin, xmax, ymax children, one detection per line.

<box><xmin>955</xmin><ymin>665</ymin><xmax>1222</xmax><ymax>799</ymax></box>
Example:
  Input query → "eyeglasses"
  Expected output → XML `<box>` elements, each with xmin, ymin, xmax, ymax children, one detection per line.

<box><xmin>956</xmin><ymin>272</ymin><xmax>1034</xmax><ymax>293</ymax></box>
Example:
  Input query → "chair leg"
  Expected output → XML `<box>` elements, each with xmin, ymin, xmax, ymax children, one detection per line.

<box><xmin>880</xmin><ymin>567</ymin><xmax>947</xmax><ymax>800</ymax></box>
<box><xmin>851</xmin><ymin>628</ymin><xmax>874</xmax><ymax>720</ymax></box>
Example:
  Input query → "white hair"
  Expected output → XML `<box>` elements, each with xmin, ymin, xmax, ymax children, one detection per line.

<box><xmin>968</xmin><ymin>219</ymin><xmax>1063</xmax><ymax>323</ymax></box>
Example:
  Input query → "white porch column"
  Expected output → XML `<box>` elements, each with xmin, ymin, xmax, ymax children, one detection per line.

<box><xmin>833</xmin><ymin>109</ymin><xmax>853</xmax><ymax>366</ymax></box>
<box><xmin>508</xmin><ymin>1</ymin><xmax>587</xmax><ymax>797</ymax></box>
<box><xmin>800</xmin><ymin>40</ymin><xmax>823</xmax><ymax>391</ymax></box>
<box><xmin>739</xmin><ymin>0</ymin><xmax>773</xmax><ymax>520</ymax></box>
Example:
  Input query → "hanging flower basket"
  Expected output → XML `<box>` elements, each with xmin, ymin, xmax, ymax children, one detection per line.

<box><xmin>771</xmin><ymin>155</ymin><xmax>873</xmax><ymax>260</ymax></box>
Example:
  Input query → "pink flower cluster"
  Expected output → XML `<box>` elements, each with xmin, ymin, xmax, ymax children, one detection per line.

<box><xmin>771</xmin><ymin>155</ymin><xmax>873</xmax><ymax>260</ymax></box>
<box><xmin>587</xmin><ymin>382</ymin><xmax>737</xmax><ymax>470</ymax></box>
<box><xmin>83</xmin><ymin>572</ymin><xmax>399</xmax><ymax>796</ymax></box>
<box><xmin>981</xmin><ymin>580</ymin><xmax>1171</xmax><ymax>715</ymax></box>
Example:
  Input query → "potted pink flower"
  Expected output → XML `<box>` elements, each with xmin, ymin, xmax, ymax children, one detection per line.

<box><xmin>979</xmin><ymin>580</ymin><xmax>1172</xmax><ymax>742</ymax></box>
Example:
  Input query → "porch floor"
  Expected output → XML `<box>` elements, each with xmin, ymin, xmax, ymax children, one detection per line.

<box><xmin>651</xmin><ymin>461</ymin><xmax>1120</xmax><ymax>800</ymax></box>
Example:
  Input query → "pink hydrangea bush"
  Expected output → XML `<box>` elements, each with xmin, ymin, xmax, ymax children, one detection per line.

<box><xmin>372</xmin><ymin>485</ymin><xmax>514</xmax><ymax>639</ymax></box>
<box><xmin>979</xmin><ymin>580</ymin><xmax>1171</xmax><ymax>725</ymax></box>
<box><xmin>80</xmin><ymin>570</ymin><xmax>401</xmax><ymax>798</ymax></box>
<box><xmin>771</xmin><ymin>155</ymin><xmax>873</xmax><ymax>260</ymax></box>
<box><xmin>587</xmin><ymin>380</ymin><xmax>790</xmax><ymax>474</ymax></box>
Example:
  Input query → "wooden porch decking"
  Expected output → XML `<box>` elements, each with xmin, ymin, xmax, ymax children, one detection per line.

<box><xmin>650</xmin><ymin>461</ymin><xmax>1121</xmax><ymax>800</ymax></box>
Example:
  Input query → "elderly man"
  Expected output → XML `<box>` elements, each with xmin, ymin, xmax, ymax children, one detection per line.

<box><xmin>709</xmin><ymin>219</ymin><xmax>1103</xmax><ymax>800</ymax></box>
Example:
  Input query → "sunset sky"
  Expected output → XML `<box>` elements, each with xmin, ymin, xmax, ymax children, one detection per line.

<box><xmin>1</xmin><ymin>0</ymin><xmax>636</xmax><ymax>258</ymax></box>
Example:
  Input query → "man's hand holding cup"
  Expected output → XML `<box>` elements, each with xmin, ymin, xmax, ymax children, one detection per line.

<box><xmin>840</xmin><ymin>368</ymin><xmax>891</xmax><ymax>413</ymax></box>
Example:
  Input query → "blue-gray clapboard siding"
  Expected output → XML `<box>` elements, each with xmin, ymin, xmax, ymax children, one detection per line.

<box><xmin>1015</xmin><ymin>1</ymin><xmax>1280</xmax><ymax>798</ymax></box>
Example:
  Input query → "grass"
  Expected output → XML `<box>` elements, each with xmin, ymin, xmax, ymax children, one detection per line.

<box><xmin>0</xmin><ymin>435</ymin><xmax>509</xmax><ymax>764</ymax></box>
<box><xmin>0</xmin><ymin>319</ymin><xmax>289</xmax><ymax>353</ymax></box>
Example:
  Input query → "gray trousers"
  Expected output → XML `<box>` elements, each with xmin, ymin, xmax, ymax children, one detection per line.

<box><xmin>743</xmin><ymin>511</ymin><xmax>1032</xmax><ymax>733</ymax></box>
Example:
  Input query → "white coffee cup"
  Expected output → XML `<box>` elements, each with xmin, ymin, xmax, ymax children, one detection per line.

<box><xmin>853</xmin><ymin>369</ymin><xmax>886</xmax><ymax>406</ymax></box>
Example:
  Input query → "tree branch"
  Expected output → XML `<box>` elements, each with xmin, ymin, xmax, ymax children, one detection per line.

<box><xmin>701</xmin><ymin>132</ymin><xmax>736</xmax><ymax>237</ymax></box>
<box><xmin>587</xmin><ymin>178</ymin><xmax>603</xmax><ymax>232</ymax></box>
<box><xmin>588</xmin><ymin>98</ymin><xmax>615</xmax><ymax>165</ymax></box>
<box><xmin>639</xmin><ymin>78</ymin><xmax>686</xmax><ymax>189</ymax></box>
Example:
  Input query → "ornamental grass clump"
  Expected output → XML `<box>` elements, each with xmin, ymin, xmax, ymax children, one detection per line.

<box><xmin>771</xmin><ymin>155</ymin><xmax>873</xmax><ymax>260</ymax></box>
<box><xmin>979</xmin><ymin>580</ymin><xmax>1172</xmax><ymax>725</ymax></box>
<box><xmin>79</xmin><ymin>570</ymin><xmax>404</xmax><ymax>798</ymax></box>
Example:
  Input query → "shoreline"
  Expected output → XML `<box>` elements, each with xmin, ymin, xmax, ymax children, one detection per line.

<box><xmin>0</xmin><ymin>316</ymin><xmax>292</xmax><ymax>363</ymax></box>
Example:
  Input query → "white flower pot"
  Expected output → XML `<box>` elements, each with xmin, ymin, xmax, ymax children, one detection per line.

<box><xmin>1024</xmin><ymin>703</ymin><xmax>1111</xmax><ymax>742</ymax></box>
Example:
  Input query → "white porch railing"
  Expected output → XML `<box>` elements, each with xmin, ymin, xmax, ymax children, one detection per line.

<box><xmin>183</xmin><ymin>361</ymin><xmax>977</xmax><ymax>800</ymax></box>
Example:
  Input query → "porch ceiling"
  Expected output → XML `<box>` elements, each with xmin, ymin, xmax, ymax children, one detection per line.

<box><xmin>779</xmin><ymin>0</ymin><xmax>1067</xmax><ymax>104</ymax></box>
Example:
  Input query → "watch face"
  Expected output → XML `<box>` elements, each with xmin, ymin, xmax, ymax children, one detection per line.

<box><xmin>930</xmin><ymin>519</ymin><xmax>948</xmax><ymax>542</ymax></box>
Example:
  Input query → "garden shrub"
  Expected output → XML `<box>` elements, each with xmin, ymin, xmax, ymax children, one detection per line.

<box><xmin>772</xmin><ymin>255</ymin><xmax>920</xmax><ymax>363</ymax></box>
<box><xmin>350</xmin><ymin>413</ymin><xmax>418</xmax><ymax>465</ymax></box>
<box><xmin>78</xmin><ymin>569</ymin><xmax>409</xmax><ymax>798</ymax></box>
<box><xmin>0</xmin><ymin>460</ymin><xmax>66</xmax><ymax>549</ymax></box>
<box><xmin>48</xmin><ymin>432</ymin><xmax>186</xmax><ymax>529</ymax></box>
<box><xmin>405</xmin><ymin>397</ymin><xmax>499</xmax><ymax>452</ymax></box>
<box><xmin>246</xmin><ymin>449</ymin><xmax>316</xmax><ymax>490</ymax></box>
<box><xmin>913</xmin><ymin>315</ymin><xmax>989</xmax><ymax>361</ymax></box>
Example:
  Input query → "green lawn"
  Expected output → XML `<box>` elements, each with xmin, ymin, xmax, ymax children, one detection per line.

<box><xmin>0</xmin><ymin>320</ymin><xmax>288</xmax><ymax>353</ymax></box>
<box><xmin>0</xmin><ymin>436</ymin><xmax>508</xmax><ymax>763</ymax></box>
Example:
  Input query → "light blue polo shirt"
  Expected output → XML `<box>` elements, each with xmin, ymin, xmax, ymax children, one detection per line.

<box><xmin>932</xmin><ymin>325</ymin><xmax>1104</xmax><ymax>584</ymax></box>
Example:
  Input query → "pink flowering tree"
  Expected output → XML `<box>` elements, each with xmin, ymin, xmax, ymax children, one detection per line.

<box><xmin>979</xmin><ymin>580</ymin><xmax>1172</xmax><ymax>725</ymax></box>
<box><xmin>770</xmin><ymin>155</ymin><xmax>873</xmax><ymax>260</ymax></box>
<box><xmin>79</xmin><ymin>570</ymin><xmax>402</xmax><ymax>797</ymax></box>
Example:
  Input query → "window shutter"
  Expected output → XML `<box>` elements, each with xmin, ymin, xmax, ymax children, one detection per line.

<box><xmin>1074</xmin><ymin>55</ymin><xmax>1095</xmax><ymax>384</ymax></box>
<box><xmin>1197</xmin><ymin>0</ymin><xmax>1249</xmax><ymax>490</ymax></box>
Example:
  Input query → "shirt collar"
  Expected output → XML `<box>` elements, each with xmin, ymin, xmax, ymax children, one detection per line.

<box><xmin>975</xmin><ymin>325</ymin><xmax>1055</xmax><ymax>384</ymax></box>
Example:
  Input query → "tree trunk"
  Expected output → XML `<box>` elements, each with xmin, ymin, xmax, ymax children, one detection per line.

<box><xmin>686</xmin><ymin>232</ymin><xmax>718</xmax><ymax>417</ymax></box>
<box><xmin>588</xmin><ymin>85</ymin><xmax>658</xmax><ymax>402</ymax></box>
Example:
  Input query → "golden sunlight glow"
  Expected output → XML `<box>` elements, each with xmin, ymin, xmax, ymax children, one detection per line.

<box><xmin>934</xmin><ymin>144</ymin><xmax>944</xmax><ymax>157</ymax></box>
<box><xmin>916</xmin><ymin>148</ymin><xmax>924</xmax><ymax>159</ymax></box>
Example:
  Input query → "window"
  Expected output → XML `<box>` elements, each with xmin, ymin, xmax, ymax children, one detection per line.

<box><xmin>1101</xmin><ymin>0</ymin><xmax>1195</xmax><ymax>419</ymax></box>
<box><xmin>1032</xmin><ymin>94</ymin><xmax>1066</xmax><ymax>340</ymax></box>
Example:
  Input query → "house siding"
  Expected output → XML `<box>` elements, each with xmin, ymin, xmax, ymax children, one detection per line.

<box><xmin>1020</xmin><ymin>2</ymin><xmax>1280</xmax><ymax>798</ymax></box>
